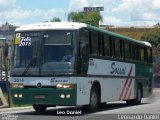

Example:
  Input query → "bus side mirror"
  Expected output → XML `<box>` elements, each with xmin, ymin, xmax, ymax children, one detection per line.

<box><xmin>3</xmin><ymin>43</ymin><xmax>9</xmax><ymax>57</ymax></box>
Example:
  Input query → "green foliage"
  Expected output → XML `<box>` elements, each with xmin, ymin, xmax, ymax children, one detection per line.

<box><xmin>67</xmin><ymin>11</ymin><xmax>103</xmax><ymax>26</ymax></box>
<box><xmin>141</xmin><ymin>31</ymin><xmax>160</xmax><ymax>48</ymax></box>
<box><xmin>50</xmin><ymin>17</ymin><xmax>61</xmax><ymax>22</ymax></box>
<box><xmin>85</xmin><ymin>12</ymin><xmax>103</xmax><ymax>26</ymax></box>
<box><xmin>68</xmin><ymin>12</ymin><xmax>86</xmax><ymax>22</ymax></box>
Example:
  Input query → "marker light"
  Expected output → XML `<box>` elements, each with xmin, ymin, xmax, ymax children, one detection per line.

<box><xmin>56</xmin><ymin>84</ymin><xmax>75</xmax><ymax>88</ymax></box>
<box><xmin>11</xmin><ymin>83</ymin><xmax>24</xmax><ymax>88</ymax></box>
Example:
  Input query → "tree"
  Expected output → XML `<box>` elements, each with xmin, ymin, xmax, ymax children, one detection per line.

<box><xmin>85</xmin><ymin>11</ymin><xmax>103</xmax><ymax>26</ymax></box>
<box><xmin>67</xmin><ymin>12</ymin><xmax>86</xmax><ymax>22</ymax></box>
<box><xmin>50</xmin><ymin>17</ymin><xmax>61</xmax><ymax>22</ymax></box>
<box><xmin>67</xmin><ymin>11</ymin><xmax>103</xmax><ymax>27</ymax></box>
<box><xmin>154</xmin><ymin>23</ymin><xmax>160</xmax><ymax>28</ymax></box>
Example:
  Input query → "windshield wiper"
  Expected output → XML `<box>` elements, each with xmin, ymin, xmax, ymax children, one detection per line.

<box><xmin>22</xmin><ymin>57</ymin><xmax>37</xmax><ymax>76</ymax></box>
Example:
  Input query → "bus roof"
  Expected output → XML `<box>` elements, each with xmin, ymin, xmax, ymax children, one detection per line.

<box><xmin>15</xmin><ymin>22</ymin><xmax>87</xmax><ymax>31</ymax></box>
<box><xmin>16</xmin><ymin>22</ymin><xmax>151</xmax><ymax>47</ymax></box>
<box><xmin>0</xmin><ymin>37</ymin><xmax>6</xmax><ymax>40</ymax></box>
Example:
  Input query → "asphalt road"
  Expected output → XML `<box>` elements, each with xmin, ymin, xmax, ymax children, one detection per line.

<box><xmin>0</xmin><ymin>90</ymin><xmax>160</xmax><ymax>120</ymax></box>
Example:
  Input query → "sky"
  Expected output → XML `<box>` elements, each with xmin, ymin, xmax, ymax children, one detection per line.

<box><xmin>0</xmin><ymin>0</ymin><xmax>160</xmax><ymax>26</ymax></box>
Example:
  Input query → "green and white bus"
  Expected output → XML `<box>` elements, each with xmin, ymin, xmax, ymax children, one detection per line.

<box><xmin>9</xmin><ymin>22</ymin><xmax>153</xmax><ymax>112</ymax></box>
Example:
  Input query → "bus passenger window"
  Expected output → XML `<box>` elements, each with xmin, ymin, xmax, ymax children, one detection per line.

<box><xmin>112</xmin><ymin>38</ymin><xmax>116</xmax><ymax>57</ymax></box>
<box><xmin>115</xmin><ymin>38</ymin><xmax>121</xmax><ymax>58</ymax></box>
<box><xmin>79</xmin><ymin>28</ymin><xmax>89</xmax><ymax>60</ymax></box>
<box><xmin>104</xmin><ymin>35</ymin><xmax>110</xmax><ymax>57</ymax></box>
<box><xmin>140</xmin><ymin>47</ymin><xmax>144</xmax><ymax>62</ymax></box>
<box><xmin>125</xmin><ymin>42</ymin><xmax>131</xmax><ymax>60</ymax></box>
<box><xmin>144</xmin><ymin>47</ymin><xmax>148</xmax><ymax>62</ymax></box>
<box><xmin>131</xmin><ymin>44</ymin><xmax>136</xmax><ymax>60</ymax></box>
<box><xmin>91</xmin><ymin>31</ymin><xmax>99</xmax><ymax>55</ymax></box>
<box><xmin>79</xmin><ymin>28</ymin><xmax>89</xmax><ymax>43</ymax></box>
<box><xmin>120</xmin><ymin>40</ymin><xmax>124</xmax><ymax>59</ymax></box>
<box><xmin>135</xmin><ymin>46</ymin><xmax>140</xmax><ymax>61</ymax></box>
<box><xmin>147</xmin><ymin>48</ymin><xmax>152</xmax><ymax>63</ymax></box>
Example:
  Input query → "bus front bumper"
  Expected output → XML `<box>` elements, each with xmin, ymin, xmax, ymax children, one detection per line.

<box><xmin>10</xmin><ymin>88</ymin><xmax>76</xmax><ymax>106</ymax></box>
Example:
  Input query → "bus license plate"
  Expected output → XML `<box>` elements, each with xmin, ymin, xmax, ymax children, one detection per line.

<box><xmin>34</xmin><ymin>95</ymin><xmax>45</xmax><ymax>99</ymax></box>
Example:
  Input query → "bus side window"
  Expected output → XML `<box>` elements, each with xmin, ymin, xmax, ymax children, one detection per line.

<box><xmin>79</xmin><ymin>28</ymin><xmax>89</xmax><ymax>43</ymax></box>
<box><xmin>91</xmin><ymin>31</ymin><xmax>99</xmax><ymax>55</ymax></box>
<box><xmin>79</xmin><ymin>28</ymin><xmax>89</xmax><ymax>74</ymax></box>
<box><xmin>135</xmin><ymin>45</ymin><xmax>140</xmax><ymax>61</ymax></box>
<box><xmin>144</xmin><ymin>47</ymin><xmax>148</xmax><ymax>63</ymax></box>
<box><xmin>101</xmin><ymin>35</ymin><xmax>105</xmax><ymax>56</ymax></box>
<box><xmin>115</xmin><ymin>38</ymin><xmax>121</xmax><ymax>58</ymax></box>
<box><xmin>120</xmin><ymin>40</ymin><xmax>124</xmax><ymax>59</ymax></box>
<box><xmin>147</xmin><ymin>48</ymin><xmax>152</xmax><ymax>63</ymax></box>
<box><xmin>125</xmin><ymin>42</ymin><xmax>131</xmax><ymax>60</ymax></box>
<box><xmin>79</xmin><ymin>28</ymin><xmax>89</xmax><ymax>60</ymax></box>
<box><xmin>109</xmin><ymin>37</ymin><xmax>113</xmax><ymax>57</ymax></box>
<box><xmin>140</xmin><ymin>47</ymin><xmax>144</xmax><ymax>62</ymax></box>
<box><xmin>104</xmin><ymin>35</ymin><xmax>110</xmax><ymax>57</ymax></box>
<box><xmin>98</xmin><ymin>34</ymin><xmax>102</xmax><ymax>56</ymax></box>
<box><xmin>112</xmin><ymin>37</ymin><xmax>116</xmax><ymax>57</ymax></box>
<box><xmin>131</xmin><ymin>44</ymin><xmax>136</xmax><ymax>60</ymax></box>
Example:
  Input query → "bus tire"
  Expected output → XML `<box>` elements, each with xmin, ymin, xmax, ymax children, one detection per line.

<box><xmin>33</xmin><ymin>105</ymin><xmax>47</xmax><ymax>112</ymax></box>
<box><xmin>135</xmin><ymin>85</ymin><xmax>142</xmax><ymax>105</ymax></box>
<box><xmin>88</xmin><ymin>86</ymin><xmax>99</xmax><ymax>112</ymax></box>
<box><xmin>126</xmin><ymin>85</ymin><xmax>142</xmax><ymax>105</ymax></box>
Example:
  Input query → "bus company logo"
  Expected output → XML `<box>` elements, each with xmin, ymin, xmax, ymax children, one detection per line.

<box><xmin>50</xmin><ymin>78</ymin><xmax>69</xmax><ymax>83</ymax></box>
<box><xmin>110</xmin><ymin>62</ymin><xmax>126</xmax><ymax>75</ymax></box>
<box><xmin>37</xmin><ymin>82</ymin><xmax>42</xmax><ymax>88</ymax></box>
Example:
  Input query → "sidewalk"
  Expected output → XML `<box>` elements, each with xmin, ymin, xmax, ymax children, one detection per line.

<box><xmin>153</xmin><ymin>88</ymin><xmax>160</xmax><ymax>93</ymax></box>
<box><xmin>0</xmin><ymin>106</ymin><xmax>32</xmax><ymax>112</ymax></box>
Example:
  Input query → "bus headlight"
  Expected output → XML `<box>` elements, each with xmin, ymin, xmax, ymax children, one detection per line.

<box><xmin>19</xmin><ymin>94</ymin><xmax>23</xmax><ymax>98</ymax></box>
<box><xmin>66</xmin><ymin>94</ymin><xmax>71</xmax><ymax>99</ymax></box>
<box><xmin>56</xmin><ymin>84</ymin><xmax>75</xmax><ymax>88</ymax></box>
<box><xmin>14</xmin><ymin>94</ymin><xmax>18</xmax><ymax>98</ymax></box>
<box><xmin>11</xmin><ymin>83</ymin><xmax>24</xmax><ymax>88</ymax></box>
<box><xmin>60</xmin><ymin>94</ymin><xmax>65</xmax><ymax>99</ymax></box>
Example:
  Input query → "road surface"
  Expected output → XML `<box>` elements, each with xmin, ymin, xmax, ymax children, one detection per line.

<box><xmin>0</xmin><ymin>89</ymin><xmax>160</xmax><ymax>120</ymax></box>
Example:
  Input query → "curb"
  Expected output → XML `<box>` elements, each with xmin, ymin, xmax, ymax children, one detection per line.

<box><xmin>153</xmin><ymin>88</ymin><xmax>160</xmax><ymax>93</ymax></box>
<box><xmin>0</xmin><ymin>106</ymin><xmax>32</xmax><ymax>112</ymax></box>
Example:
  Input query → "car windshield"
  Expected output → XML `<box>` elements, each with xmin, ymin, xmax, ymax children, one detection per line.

<box><xmin>10</xmin><ymin>30</ymin><xmax>75</xmax><ymax>76</ymax></box>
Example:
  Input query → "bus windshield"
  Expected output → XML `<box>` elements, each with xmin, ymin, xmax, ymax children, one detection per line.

<box><xmin>11</xmin><ymin>30</ymin><xmax>75</xmax><ymax>76</ymax></box>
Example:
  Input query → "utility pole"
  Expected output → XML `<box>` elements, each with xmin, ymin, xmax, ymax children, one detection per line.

<box><xmin>3</xmin><ymin>41</ymin><xmax>11</xmax><ymax>107</ymax></box>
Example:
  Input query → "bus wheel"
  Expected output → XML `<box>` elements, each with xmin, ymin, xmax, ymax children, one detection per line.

<box><xmin>33</xmin><ymin>105</ymin><xmax>47</xmax><ymax>112</ymax></box>
<box><xmin>126</xmin><ymin>85</ymin><xmax>142</xmax><ymax>105</ymax></box>
<box><xmin>135</xmin><ymin>85</ymin><xmax>142</xmax><ymax>105</ymax></box>
<box><xmin>88</xmin><ymin>86</ymin><xmax>99</xmax><ymax>112</ymax></box>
